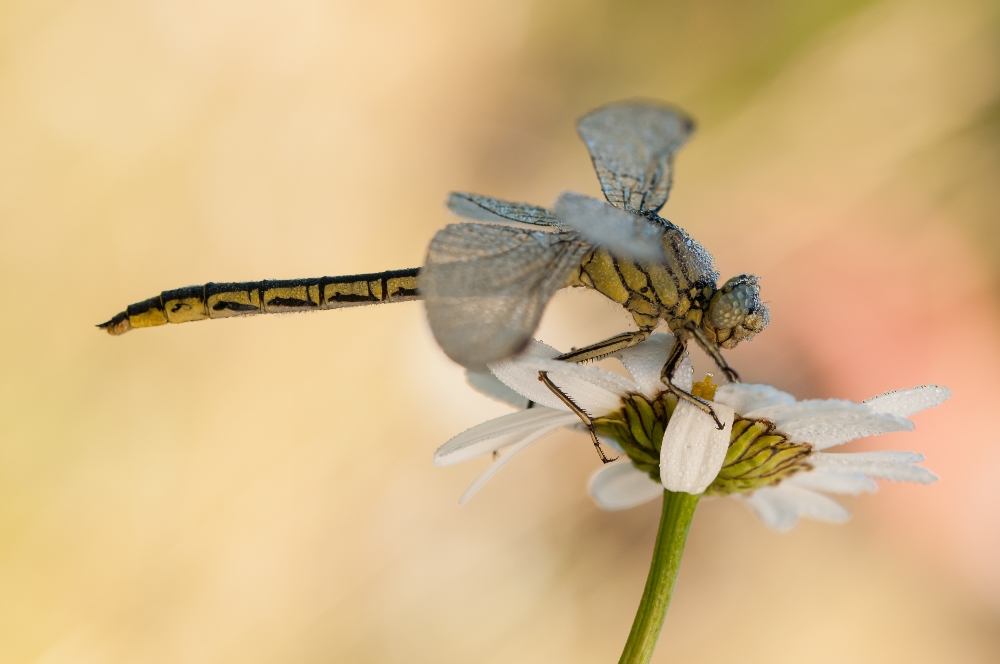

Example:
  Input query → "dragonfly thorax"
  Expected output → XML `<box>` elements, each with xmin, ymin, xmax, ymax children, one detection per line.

<box><xmin>568</xmin><ymin>249</ymin><xmax>767</xmax><ymax>352</ymax></box>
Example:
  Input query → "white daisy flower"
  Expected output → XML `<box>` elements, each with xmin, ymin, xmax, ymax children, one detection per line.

<box><xmin>435</xmin><ymin>334</ymin><xmax>949</xmax><ymax>531</ymax></box>
<box><xmin>435</xmin><ymin>332</ymin><xmax>729</xmax><ymax>500</ymax></box>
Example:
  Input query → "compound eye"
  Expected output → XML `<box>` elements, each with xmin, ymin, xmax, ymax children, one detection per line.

<box><xmin>711</xmin><ymin>284</ymin><xmax>754</xmax><ymax>329</ymax></box>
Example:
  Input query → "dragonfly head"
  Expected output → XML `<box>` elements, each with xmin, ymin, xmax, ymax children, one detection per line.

<box><xmin>706</xmin><ymin>274</ymin><xmax>769</xmax><ymax>348</ymax></box>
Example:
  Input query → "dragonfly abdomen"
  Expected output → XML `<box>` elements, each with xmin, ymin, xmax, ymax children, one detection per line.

<box><xmin>99</xmin><ymin>268</ymin><xmax>420</xmax><ymax>335</ymax></box>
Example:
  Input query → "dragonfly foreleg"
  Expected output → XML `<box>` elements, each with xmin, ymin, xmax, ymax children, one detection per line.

<box><xmin>536</xmin><ymin>329</ymin><xmax>652</xmax><ymax>463</ymax></box>
<box><xmin>538</xmin><ymin>372</ymin><xmax>617</xmax><ymax>464</ymax></box>
<box><xmin>552</xmin><ymin>329</ymin><xmax>652</xmax><ymax>364</ymax></box>
<box><xmin>684</xmin><ymin>322</ymin><xmax>741</xmax><ymax>383</ymax></box>
<box><xmin>660</xmin><ymin>338</ymin><xmax>725</xmax><ymax>430</ymax></box>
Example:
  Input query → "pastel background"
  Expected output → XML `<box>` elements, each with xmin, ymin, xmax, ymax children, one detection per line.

<box><xmin>1</xmin><ymin>0</ymin><xmax>998</xmax><ymax>661</ymax></box>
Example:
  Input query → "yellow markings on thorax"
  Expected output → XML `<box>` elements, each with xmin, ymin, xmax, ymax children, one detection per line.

<box><xmin>572</xmin><ymin>246</ymin><xmax>703</xmax><ymax>330</ymax></box>
<box><xmin>614</xmin><ymin>262</ymin><xmax>659</xmax><ymax>322</ymax></box>
<box><xmin>616</xmin><ymin>261</ymin><xmax>649</xmax><ymax>294</ymax></box>
<box><xmin>582</xmin><ymin>249</ymin><xmax>630</xmax><ymax>304</ymax></box>
<box><xmin>681</xmin><ymin>307</ymin><xmax>702</xmax><ymax>328</ymax></box>
<box><xmin>645</xmin><ymin>264</ymin><xmax>679</xmax><ymax>308</ymax></box>
<box><xmin>626</xmin><ymin>295</ymin><xmax>660</xmax><ymax>328</ymax></box>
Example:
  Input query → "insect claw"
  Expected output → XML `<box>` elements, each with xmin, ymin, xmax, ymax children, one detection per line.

<box><xmin>589</xmin><ymin>427</ymin><xmax>618</xmax><ymax>463</ymax></box>
<box><xmin>697</xmin><ymin>400</ymin><xmax>725</xmax><ymax>430</ymax></box>
<box><xmin>582</xmin><ymin>420</ymin><xmax>616</xmax><ymax>463</ymax></box>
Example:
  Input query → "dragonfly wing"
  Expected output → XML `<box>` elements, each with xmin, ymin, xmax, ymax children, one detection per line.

<box><xmin>577</xmin><ymin>101</ymin><xmax>694</xmax><ymax>214</ymax></box>
<box><xmin>554</xmin><ymin>191</ymin><xmax>665</xmax><ymax>263</ymax></box>
<box><xmin>447</xmin><ymin>192</ymin><xmax>560</xmax><ymax>227</ymax></box>
<box><xmin>422</xmin><ymin>223</ymin><xmax>588</xmax><ymax>369</ymax></box>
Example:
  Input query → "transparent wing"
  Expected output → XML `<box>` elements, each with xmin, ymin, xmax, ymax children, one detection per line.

<box><xmin>577</xmin><ymin>100</ymin><xmax>694</xmax><ymax>214</ymax></box>
<box><xmin>421</xmin><ymin>223</ymin><xmax>589</xmax><ymax>369</ymax></box>
<box><xmin>447</xmin><ymin>192</ymin><xmax>560</xmax><ymax>227</ymax></box>
<box><xmin>554</xmin><ymin>191</ymin><xmax>665</xmax><ymax>263</ymax></box>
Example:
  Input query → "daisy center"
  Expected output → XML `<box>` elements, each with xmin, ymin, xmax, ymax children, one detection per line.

<box><xmin>593</xmin><ymin>374</ymin><xmax>814</xmax><ymax>493</ymax></box>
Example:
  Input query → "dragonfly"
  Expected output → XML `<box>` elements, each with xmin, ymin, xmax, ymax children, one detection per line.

<box><xmin>99</xmin><ymin>100</ymin><xmax>769</xmax><ymax>461</ymax></box>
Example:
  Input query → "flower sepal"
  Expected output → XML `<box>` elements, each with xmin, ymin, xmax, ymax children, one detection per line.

<box><xmin>593</xmin><ymin>392</ymin><xmax>679</xmax><ymax>481</ymax></box>
<box><xmin>706</xmin><ymin>417</ymin><xmax>812</xmax><ymax>496</ymax></box>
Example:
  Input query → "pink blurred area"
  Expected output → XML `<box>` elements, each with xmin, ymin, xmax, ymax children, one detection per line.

<box><xmin>1</xmin><ymin>0</ymin><xmax>999</xmax><ymax>662</ymax></box>
<box><xmin>741</xmin><ymin>204</ymin><xmax>1000</xmax><ymax>604</ymax></box>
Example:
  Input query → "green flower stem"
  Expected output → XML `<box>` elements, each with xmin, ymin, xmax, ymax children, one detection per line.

<box><xmin>619</xmin><ymin>490</ymin><xmax>700</xmax><ymax>664</ymax></box>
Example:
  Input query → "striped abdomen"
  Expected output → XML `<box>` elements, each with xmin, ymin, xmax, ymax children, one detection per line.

<box><xmin>99</xmin><ymin>268</ymin><xmax>420</xmax><ymax>335</ymax></box>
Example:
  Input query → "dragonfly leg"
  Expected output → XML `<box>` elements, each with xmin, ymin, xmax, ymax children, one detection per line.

<box><xmin>660</xmin><ymin>338</ymin><xmax>725</xmax><ymax>430</ymax></box>
<box><xmin>538</xmin><ymin>371</ymin><xmax>617</xmax><ymax>464</ymax></box>
<box><xmin>536</xmin><ymin>328</ymin><xmax>652</xmax><ymax>463</ymax></box>
<box><xmin>684</xmin><ymin>322</ymin><xmax>740</xmax><ymax>383</ymax></box>
<box><xmin>552</xmin><ymin>329</ymin><xmax>652</xmax><ymax>364</ymax></box>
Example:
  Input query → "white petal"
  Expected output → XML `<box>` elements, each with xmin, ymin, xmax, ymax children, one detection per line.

<box><xmin>516</xmin><ymin>357</ymin><xmax>639</xmax><ymax>396</ymax></box>
<box><xmin>660</xmin><ymin>401</ymin><xmax>734</xmax><ymax>494</ymax></box>
<box><xmin>748</xmin><ymin>400</ymin><xmax>912</xmax><ymax>449</ymax></box>
<box><xmin>742</xmin><ymin>485</ymin><xmax>850</xmax><ymax>532</ymax></box>
<box><xmin>434</xmin><ymin>408</ymin><xmax>578</xmax><ymax>466</ymax></box>
<box><xmin>810</xmin><ymin>451</ymin><xmax>938</xmax><ymax>484</ymax></box>
<box><xmin>779</xmin><ymin>486</ymin><xmax>851</xmax><ymax>523</ymax></box>
<box><xmin>865</xmin><ymin>385</ymin><xmax>951</xmax><ymax>418</ymax></box>
<box><xmin>588</xmin><ymin>462</ymin><xmax>663</xmax><ymax>510</ymax></box>
<box><xmin>746</xmin><ymin>398</ymin><xmax>869</xmax><ymax>423</ymax></box>
<box><xmin>714</xmin><ymin>383</ymin><xmax>795</xmax><ymax>414</ymax></box>
<box><xmin>614</xmin><ymin>333</ymin><xmax>680</xmax><ymax>398</ymax></box>
<box><xmin>488</xmin><ymin>340</ymin><xmax>568</xmax><ymax>410</ymax></box>
<box><xmin>512</xmin><ymin>356</ymin><xmax>637</xmax><ymax>416</ymax></box>
<box><xmin>600</xmin><ymin>434</ymin><xmax>624</xmax><ymax>455</ymax></box>
<box><xmin>457</xmin><ymin>421</ymin><xmax>567</xmax><ymax>504</ymax></box>
<box><xmin>466</xmin><ymin>369</ymin><xmax>530</xmax><ymax>409</ymax></box>
<box><xmin>781</xmin><ymin>412</ymin><xmax>913</xmax><ymax>449</ymax></box>
<box><xmin>785</xmin><ymin>469</ymin><xmax>878</xmax><ymax>495</ymax></box>
<box><xmin>740</xmin><ymin>487</ymin><xmax>799</xmax><ymax>531</ymax></box>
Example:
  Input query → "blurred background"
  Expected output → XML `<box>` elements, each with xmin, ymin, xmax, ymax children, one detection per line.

<box><xmin>1</xmin><ymin>0</ymin><xmax>999</xmax><ymax>661</ymax></box>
